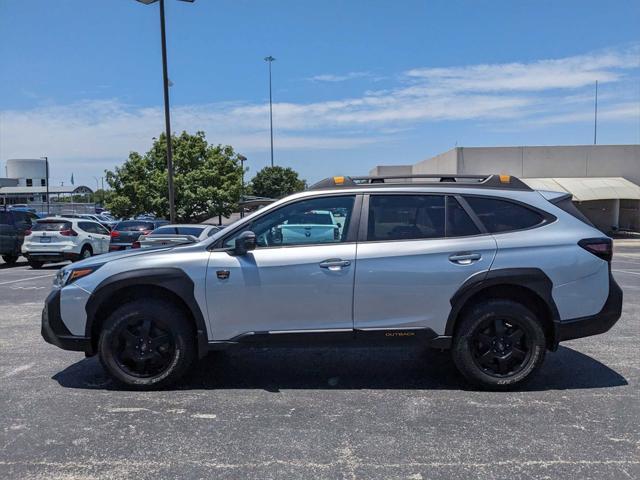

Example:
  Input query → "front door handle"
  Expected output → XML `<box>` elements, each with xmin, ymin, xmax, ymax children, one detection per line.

<box><xmin>449</xmin><ymin>252</ymin><xmax>481</xmax><ymax>265</ymax></box>
<box><xmin>319</xmin><ymin>258</ymin><xmax>351</xmax><ymax>271</ymax></box>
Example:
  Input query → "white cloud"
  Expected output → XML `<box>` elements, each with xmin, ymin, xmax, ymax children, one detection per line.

<box><xmin>1</xmin><ymin>45</ymin><xmax>638</xmax><ymax>174</ymax></box>
<box><xmin>308</xmin><ymin>71</ymin><xmax>372</xmax><ymax>82</ymax></box>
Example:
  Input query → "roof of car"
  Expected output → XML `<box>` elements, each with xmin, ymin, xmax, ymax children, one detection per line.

<box><xmin>308</xmin><ymin>174</ymin><xmax>532</xmax><ymax>191</ymax></box>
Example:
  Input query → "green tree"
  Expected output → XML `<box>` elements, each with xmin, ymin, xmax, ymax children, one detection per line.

<box><xmin>249</xmin><ymin>166</ymin><xmax>307</xmax><ymax>199</ymax></box>
<box><xmin>105</xmin><ymin>131</ymin><xmax>243</xmax><ymax>222</ymax></box>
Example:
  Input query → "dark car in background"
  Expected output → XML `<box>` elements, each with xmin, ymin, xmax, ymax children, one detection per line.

<box><xmin>0</xmin><ymin>209</ymin><xmax>39</xmax><ymax>265</ymax></box>
<box><xmin>109</xmin><ymin>219</ymin><xmax>169</xmax><ymax>251</ymax></box>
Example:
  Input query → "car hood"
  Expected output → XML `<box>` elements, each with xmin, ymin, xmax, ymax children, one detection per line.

<box><xmin>68</xmin><ymin>245</ymin><xmax>174</xmax><ymax>270</ymax></box>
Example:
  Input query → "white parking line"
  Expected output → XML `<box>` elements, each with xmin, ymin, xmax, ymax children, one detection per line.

<box><xmin>612</xmin><ymin>269</ymin><xmax>640</xmax><ymax>277</ymax></box>
<box><xmin>0</xmin><ymin>274</ymin><xmax>55</xmax><ymax>286</ymax></box>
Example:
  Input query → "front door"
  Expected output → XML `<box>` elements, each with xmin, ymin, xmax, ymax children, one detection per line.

<box><xmin>354</xmin><ymin>194</ymin><xmax>497</xmax><ymax>335</ymax></box>
<box><xmin>205</xmin><ymin>195</ymin><xmax>360</xmax><ymax>341</ymax></box>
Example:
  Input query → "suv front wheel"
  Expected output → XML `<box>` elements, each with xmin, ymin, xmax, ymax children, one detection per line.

<box><xmin>452</xmin><ymin>299</ymin><xmax>546</xmax><ymax>390</ymax></box>
<box><xmin>98</xmin><ymin>299</ymin><xmax>196</xmax><ymax>389</ymax></box>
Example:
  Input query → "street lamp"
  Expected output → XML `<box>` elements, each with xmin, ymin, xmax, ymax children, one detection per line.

<box><xmin>41</xmin><ymin>156</ymin><xmax>49</xmax><ymax>216</ymax></box>
<box><xmin>264</xmin><ymin>55</ymin><xmax>276</xmax><ymax>167</ymax></box>
<box><xmin>135</xmin><ymin>0</ymin><xmax>195</xmax><ymax>223</ymax></box>
<box><xmin>238</xmin><ymin>155</ymin><xmax>247</xmax><ymax>218</ymax></box>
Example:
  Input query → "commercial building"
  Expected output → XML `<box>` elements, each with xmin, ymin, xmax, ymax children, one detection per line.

<box><xmin>370</xmin><ymin>145</ymin><xmax>640</xmax><ymax>233</ymax></box>
<box><xmin>0</xmin><ymin>158</ymin><xmax>93</xmax><ymax>212</ymax></box>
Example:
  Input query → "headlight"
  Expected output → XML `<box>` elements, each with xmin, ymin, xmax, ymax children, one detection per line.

<box><xmin>53</xmin><ymin>265</ymin><xmax>102</xmax><ymax>288</ymax></box>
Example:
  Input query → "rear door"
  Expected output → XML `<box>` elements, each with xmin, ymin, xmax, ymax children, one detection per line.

<box><xmin>353</xmin><ymin>194</ymin><xmax>497</xmax><ymax>336</ymax></box>
<box><xmin>0</xmin><ymin>211</ymin><xmax>17</xmax><ymax>255</ymax></box>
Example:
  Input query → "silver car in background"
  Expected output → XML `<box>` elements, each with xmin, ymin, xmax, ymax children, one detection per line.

<box><xmin>134</xmin><ymin>224</ymin><xmax>221</xmax><ymax>249</ymax></box>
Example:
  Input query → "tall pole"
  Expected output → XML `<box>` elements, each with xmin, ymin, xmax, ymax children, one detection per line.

<box><xmin>594</xmin><ymin>80</ymin><xmax>598</xmax><ymax>145</ymax></box>
<box><xmin>238</xmin><ymin>155</ymin><xmax>246</xmax><ymax>218</ymax></box>
<box><xmin>159</xmin><ymin>0</ymin><xmax>176</xmax><ymax>222</ymax></box>
<box><xmin>42</xmin><ymin>156</ymin><xmax>50</xmax><ymax>216</ymax></box>
<box><xmin>264</xmin><ymin>56</ymin><xmax>276</xmax><ymax>167</ymax></box>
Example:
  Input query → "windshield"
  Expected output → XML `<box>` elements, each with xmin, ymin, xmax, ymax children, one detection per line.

<box><xmin>114</xmin><ymin>221</ymin><xmax>154</xmax><ymax>231</ymax></box>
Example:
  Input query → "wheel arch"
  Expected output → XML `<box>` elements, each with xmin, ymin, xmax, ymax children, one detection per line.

<box><xmin>446</xmin><ymin>268</ymin><xmax>561</xmax><ymax>350</ymax></box>
<box><xmin>84</xmin><ymin>268</ymin><xmax>208</xmax><ymax>357</ymax></box>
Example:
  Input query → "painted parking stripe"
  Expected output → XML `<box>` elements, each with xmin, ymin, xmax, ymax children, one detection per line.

<box><xmin>612</xmin><ymin>269</ymin><xmax>640</xmax><ymax>277</ymax></box>
<box><xmin>0</xmin><ymin>274</ymin><xmax>55</xmax><ymax>286</ymax></box>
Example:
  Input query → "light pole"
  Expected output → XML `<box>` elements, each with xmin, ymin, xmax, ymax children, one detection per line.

<box><xmin>264</xmin><ymin>55</ymin><xmax>276</xmax><ymax>167</ymax></box>
<box><xmin>238</xmin><ymin>155</ymin><xmax>247</xmax><ymax>218</ymax></box>
<box><xmin>41</xmin><ymin>156</ymin><xmax>50</xmax><ymax>216</ymax></box>
<box><xmin>92</xmin><ymin>176</ymin><xmax>104</xmax><ymax>206</ymax></box>
<box><xmin>136</xmin><ymin>0</ymin><xmax>194</xmax><ymax>223</ymax></box>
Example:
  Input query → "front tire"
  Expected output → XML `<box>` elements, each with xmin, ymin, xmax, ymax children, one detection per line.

<box><xmin>98</xmin><ymin>299</ymin><xmax>195</xmax><ymax>390</ymax></box>
<box><xmin>452</xmin><ymin>299</ymin><xmax>546</xmax><ymax>390</ymax></box>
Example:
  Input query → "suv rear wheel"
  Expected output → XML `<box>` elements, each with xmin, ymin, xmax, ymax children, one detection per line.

<box><xmin>452</xmin><ymin>299</ymin><xmax>546</xmax><ymax>390</ymax></box>
<box><xmin>98</xmin><ymin>299</ymin><xmax>196</xmax><ymax>389</ymax></box>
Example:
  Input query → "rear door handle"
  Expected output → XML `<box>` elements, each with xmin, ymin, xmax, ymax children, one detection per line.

<box><xmin>449</xmin><ymin>252</ymin><xmax>481</xmax><ymax>265</ymax></box>
<box><xmin>319</xmin><ymin>259</ymin><xmax>351</xmax><ymax>271</ymax></box>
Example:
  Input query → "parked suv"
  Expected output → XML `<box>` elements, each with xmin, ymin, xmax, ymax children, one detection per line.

<box><xmin>41</xmin><ymin>174</ymin><xmax>622</xmax><ymax>390</ymax></box>
<box><xmin>0</xmin><ymin>208</ymin><xmax>39</xmax><ymax>265</ymax></box>
<box><xmin>22</xmin><ymin>217</ymin><xmax>111</xmax><ymax>268</ymax></box>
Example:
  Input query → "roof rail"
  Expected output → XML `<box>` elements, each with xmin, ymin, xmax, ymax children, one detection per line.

<box><xmin>308</xmin><ymin>174</ymin><xmax>532</xmax><ymax>191</ymax></box>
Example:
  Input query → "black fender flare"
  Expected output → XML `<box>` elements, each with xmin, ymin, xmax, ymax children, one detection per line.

<box><xmin>84</xmin><ymin>268</ymin><xmax>208</xmax><ymax>357</ymax></box>
<box><xmin>445</xmin><ymin>268</ymin><xmax>561</xmax><ymax>347</ymax></box>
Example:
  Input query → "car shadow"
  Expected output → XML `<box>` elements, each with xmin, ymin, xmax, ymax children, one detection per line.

<box><xmin>52</xmin><ymin>345</ymin><xmax>628</xmax><ymax>392</ymax></box>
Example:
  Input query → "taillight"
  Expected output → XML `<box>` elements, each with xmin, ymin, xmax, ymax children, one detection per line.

<box><xmin>24</xmin><ymin>229</ymin><xmax>32</xmax><ymax>236</ymax></box>
<box><xmin>132</xmin><ymin>241</ymin><xmax>141</xmax><ymax>249</ymax></box>
<box><xmin>141</xmin><ymin>230</ymin><xmax>152</xmax><ymax>235</ymax></box>
<box><xmin>579</xmin><ymin>238</ymin><xmax>612</xmax><ymax>262</ymax></box>
<box><xmin>60</xmin><ymin>229</ymin><xmax>78</xmax><ymax>237</ymax></box>
<box><xmin>110</xmin><ymin>230</ymin><xmax>120</xmax><ymax>238</ymax></box>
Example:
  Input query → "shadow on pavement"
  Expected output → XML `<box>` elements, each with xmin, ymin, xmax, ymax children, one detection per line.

<box><xmin>53</xmin><ymin>344</ymin><xmax>628</xmax><ymax>392</ymax></box>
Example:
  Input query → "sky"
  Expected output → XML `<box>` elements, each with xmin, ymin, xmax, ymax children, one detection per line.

<box><xmin>0</xmin><ymin>0</ymin><xmax>639</xmax><ymax>188</ymax></box>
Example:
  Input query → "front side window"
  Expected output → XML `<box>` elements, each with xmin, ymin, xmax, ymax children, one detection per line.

<box><xmin>368</xmin><ymin>195</ymin><xmax>445</xmax><ymax>241</ymax></box>
<box><xmin>224</xmin><ymin>195</ymin><xmax>355</xmax><ymax>248</ymax></box>
<box><xmin>464</xmin><ymin>196</ymin><xmax>545</xmax><ymax>233</ymax></box>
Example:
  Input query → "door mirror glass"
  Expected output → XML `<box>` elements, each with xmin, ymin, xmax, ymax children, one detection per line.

<box><xmin>233</xmin><ymin>231</ymin><xmax>257</xmax><ymax>256</ymax></box>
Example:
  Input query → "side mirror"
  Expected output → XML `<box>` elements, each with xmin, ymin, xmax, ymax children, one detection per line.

<box><xmin>233</xmin><ymin>231</ymin><xmax>257</xmax><ymax>256</ymax></box>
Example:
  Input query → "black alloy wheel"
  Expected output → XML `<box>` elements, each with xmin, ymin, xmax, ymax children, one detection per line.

<box><xmin>470</xmin><ymin>317</ymin><xmax>532</xmax><ymax>377</ymax></box>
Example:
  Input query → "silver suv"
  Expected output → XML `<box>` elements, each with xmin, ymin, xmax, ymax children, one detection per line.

<box><xmin>41</xmin><ymin>174</ymin><xmax>623</xmax><ymax>390</ymax></box>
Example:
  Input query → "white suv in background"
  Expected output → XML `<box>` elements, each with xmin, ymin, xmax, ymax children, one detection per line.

<box><xmin>22</xmin><ymin>217</ymin><xmax>110</xmax><ymax>269</ymax></box>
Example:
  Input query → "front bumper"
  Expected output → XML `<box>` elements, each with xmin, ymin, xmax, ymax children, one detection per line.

<box><xmin>41</xmin><ymin>289</ymin><xmax>92</xmax><ymax>353</ymax></box>
<box><xmin>556</xmin><ymin>273</ymin><xmax>623</xmax><ymax>343</ymax></box>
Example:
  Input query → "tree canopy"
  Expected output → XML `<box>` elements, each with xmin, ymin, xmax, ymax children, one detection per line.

<box><xmin>105</xmin><ymin>131</ymin><xmax>242</xmax><ymax>222</ymax></box>
<box><xmin>249</xmin><ymin>166</ymin><xmax>307</xmax><ymax>199</ymax></box>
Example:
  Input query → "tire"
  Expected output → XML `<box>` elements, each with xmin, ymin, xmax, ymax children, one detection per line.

<box><xmin>77</xmin><ymin>245</ymin><xmax>93</xmax><ymax>261</ymax></box>
<box><xmin>452</xmin><ymin>299</ymin><xmax>546</xmax><ymax>390</ymax></box>
<box><xmin>2</xmin><ymin>255</ymin><xmax>18</xmax><ymax>266</ymax></box>
<box><xmin>28</xmin><ymin>260</ymin><xmax>44</xmax><ymax>269</ymax></box>
<box><xmin>98</xmin><ymin>299</ymin><xmax>196</xmax><ymax>390</ymax></box>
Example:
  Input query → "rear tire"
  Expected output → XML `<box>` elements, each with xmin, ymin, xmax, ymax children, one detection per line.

<box><xmin>2</xmin><ymin>255</ymin><xmax>18</xmax><ymax>266</ymax></box>
<box><xmin>98</xmin><ymin>299</ymin><xmax>196</xmax><ymax>390</ymax></box>
<box><xmin>77</xmin><ymin>245</ymin><xmax>93</xmax><ymax>261</ymax></box>
<box><xmin>28</xmin><ymin>260</ymin><xmax>44</xmax><ymax>269</ymax></box>
<box><xmin>452</xmin><ymin>299</ymin><xmax>546</xmax><ymax>390</ymax></box>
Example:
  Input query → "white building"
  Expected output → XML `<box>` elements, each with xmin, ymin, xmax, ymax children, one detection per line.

<box><xmin>370</xmin><ymin>145</ymin><xmax>640</xmax><ymax>233</ymax></box>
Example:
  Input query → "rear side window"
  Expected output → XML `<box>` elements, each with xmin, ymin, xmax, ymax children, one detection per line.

<box><xmin>464</xmin><ymin>196</ymin><xmax>545</xmax><ymax>233</ymax></box>
<box><xmin>151</xmin><ymin>226</ymin><xmax>178</xmax><ymax>235</ymax></box>
<box><xmin>33</xmin><ymin>221</ymin><xmax>72</xmax><ymax>231</ymax></box>
<box><xmin>368</xmin><ymin>195</ymin><xmax>445</xmax><ymax>241</ymax></box>
<box><xmin>176</xmin><ymin>227</ymin><xmax>206</xmax><ymax>236</ymax></box>
<box><xmin>78</xmin><ymin>222</ymin><xmax>95</xmax><ymax>233</ymax></box>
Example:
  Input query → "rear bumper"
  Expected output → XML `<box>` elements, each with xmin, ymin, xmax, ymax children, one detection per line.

<box><xmin>109</xmin><ymin>243</ymin><xmax>133</xmax><ymax>251</ymax></box>
<box><xmin>26</xmin><ymin>251</ymin><xmax>80</xmax><ymax>262</ymax></box>
<box><xmin>556</xmin><ymin>273</ymin><xmax>623</xmax><ymax>343</ymax></box>
<box><xmin>41</xmin><ymin>289</ymin><xmax>92</xmax><ymax>353</ymax></box>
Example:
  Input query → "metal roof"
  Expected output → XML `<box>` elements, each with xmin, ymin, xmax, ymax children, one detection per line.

<box><xmin>0</xmin><ymin>185</ymin><xmax>93</xmax><ymax>195</ymax></box>
<box><xmin>522</xmin><ymin>177</ymin><xmax>640</xmax><ymax>202</ymax></box>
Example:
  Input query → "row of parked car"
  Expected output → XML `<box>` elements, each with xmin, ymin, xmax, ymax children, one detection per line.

<box><xmin>0</xmin><ymin>208</ymin><xmax>221</xmax><ymax>269</ymax></box>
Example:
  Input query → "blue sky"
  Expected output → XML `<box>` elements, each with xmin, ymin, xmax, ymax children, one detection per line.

<box><xmin>1</xmin><ymin>0</ymin><xmax>639</xmax><ymax>187</ymax></box>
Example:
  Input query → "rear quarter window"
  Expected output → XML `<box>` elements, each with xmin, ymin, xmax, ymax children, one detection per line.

<box><xmin>464</xmin><ymin>196</ymin><xmax>546</xmax><ymax>233</ymax></box>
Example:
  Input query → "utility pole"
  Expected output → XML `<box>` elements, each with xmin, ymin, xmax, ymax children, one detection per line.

<box><xmin>264</xmin><ymin>55</ymin><xmax>276</xmax><ymax>167</ymax></box>
<box><xmin>238</xmin><ymin>155</ymin><xmax>247</xmax><ymax>218</ymax></box>
<box><xmin>41</xmin><ymin>156</ymin><xmax>50</xmax><ymax>216</ymax></box>
<box><xmin>594</xmin><ymin>80</ymin><xmax>598</xmax><ymax>145</ymax></box>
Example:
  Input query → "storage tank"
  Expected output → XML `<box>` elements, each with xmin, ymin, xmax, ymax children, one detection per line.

<box><xmin>5</xmin><ymin>158</ymin><xmax>47</xmax><ymax>187</ymax></box>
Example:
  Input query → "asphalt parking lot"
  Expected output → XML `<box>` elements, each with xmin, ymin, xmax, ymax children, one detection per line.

<box><xmin>0</xmin><ymin>242</ymin><xmax>638</xmax><ymax>479</ymax></box>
